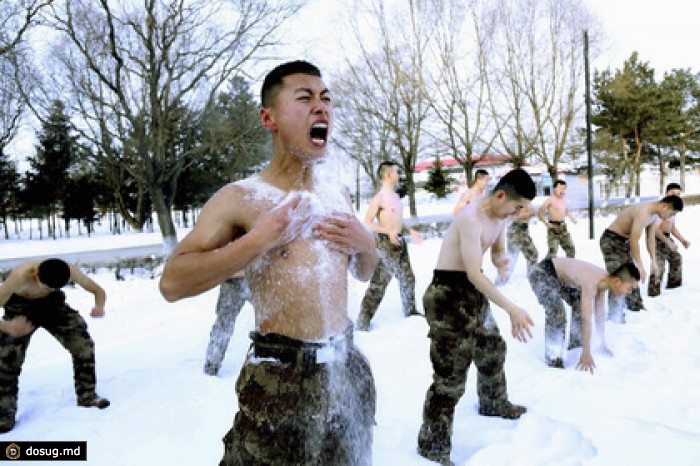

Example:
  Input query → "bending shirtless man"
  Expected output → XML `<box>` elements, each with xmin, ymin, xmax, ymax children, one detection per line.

<box><xmin>356</xmin><ymin>160</ymin><xmax>422</xmax><ymax>331</ymax></box>
<box><xmin>599</xmin><ymin>195</ymin><xmax>683</xmax><ymax>321</ymax></box>
<box><xmin>160</xmin><ymin>61</ymin><xmax>378</xmax><ymax>465</ymax></box>
<box><xmin>529</xmin><ymin>258</ymin><xmax>639</xmax><ymax>371</ymax></box>
<box><xmin>0</xmin><ymin>258</ymin><xmax>109</xmax><ymax>433</ymax></box>
<box><xmin>417</xmin><ymin>168</ymin><xmax>536</xmax><ymax>465</ymax></box>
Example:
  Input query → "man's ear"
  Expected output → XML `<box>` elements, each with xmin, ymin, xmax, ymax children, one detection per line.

<box><xmin>260</xmin><ymin>107</ymin><xmax>277</xmax><ymax>131</ymax></box>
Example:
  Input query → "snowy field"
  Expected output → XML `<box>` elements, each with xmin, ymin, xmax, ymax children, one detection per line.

<box><xmin>1</xmin><ymin>199</ymin><xmax>699</xmax><ymax>465</ymax></box>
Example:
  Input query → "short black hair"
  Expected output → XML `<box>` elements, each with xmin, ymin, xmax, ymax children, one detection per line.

<box><xmin>377</xmin><ymin>160</ymin><xmax>400</xmax><ymax>179</ymax></box>
<box><xmin>553</xmin><ymin>179</ymin><xmax>567</xmax><ymax>188</ymax></box>
<box><xmin>660</xmin><ymin>194</ymin><xmax>683</xmax><ymax>212</ymax></box>
<box><xmin>493</xmin><ymin>168</ymin><xmax>536</xmax><ymax>201</ymax></box>
<box><xmin>474</xmin><ymin>169</ymin><xmax>489</xmax><ymax>179</ymax></box>
<box><xmin>611</xmin><ymin>262</ymin><xmax>640</xmax><ymax>283</ymax></box>
<box><xmin>665</xmin><ymin>182</ymin><xmax>682</xmax><ymax>193</ymax></box>
<box><xmin>37</xmin><ymin>258</ymin><xmax>71</xmax><ymax>289</ymax></box>
<box><xmin>260</xmin><ymin>60</ymin><xmax>322</xmax><ymax>108</ymax></box>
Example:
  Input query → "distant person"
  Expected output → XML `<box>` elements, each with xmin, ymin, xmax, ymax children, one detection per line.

<box><xmin>203</xmin><ymin>272</ymin><xmax>251</xmax><ymax>376</ymax></box>
<box><xmin>453</xmin><ymin>168</ymin><xmax>490</xmax><ymax>215</ymax></box>
<box><xmin>538</xmin><ymin>179</ymin><xmax>577</xmax><ymax>258</ymax></box>
<box><xmin>0</xmin><ymin>258</ymin><xmax>110</xmax><ymax>433</ymax></box>
<box><xmin>503</xmin><ymin>204</ymin><xmax>538</xmax><ymax>282</ymax></box>
<box><xmin>528</xmin><ymin>258</ymin><xmax>639</xmax><ymax>372</ymax></box>
<box><xmin>600</xmin><ymin>195</ymin><xmax>683</xmax><ymax>322</ymax></box>
<box><xmin>417</xmin><ymin>168</ymin><xmax>536</xmax><ymax>465</ymax></box>
<box><xmin>648</xmin><ymin>183</ymin><xmax>690</xmax><ymax>297</ymax></box>
<box><xmin>356</xmin><ymin>160</ymin><xmax>422</xmax><ymax>331</ymax></box>
<box><xmin>159</xmin><ymin>60</ymin><xmax>378</xmax><ymax>465</ymax></box>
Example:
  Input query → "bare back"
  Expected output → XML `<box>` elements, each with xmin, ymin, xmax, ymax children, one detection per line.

<box><xmin>606</xmin><ymin>202</ymin><xmax>658</xmax><ymax>237</ymax></box>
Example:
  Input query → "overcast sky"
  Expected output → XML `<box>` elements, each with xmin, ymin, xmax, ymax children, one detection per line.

<box><xmin>7</xmin><ymin>0</ymin><xmax>699</xmax><ymax>164</ymax></box>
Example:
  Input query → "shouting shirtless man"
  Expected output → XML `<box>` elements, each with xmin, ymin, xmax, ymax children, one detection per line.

<box><xmin>538</xmin><ymin>179</ymin><xmax>577</xmax><ymax>258</ymax></box>
<box><xmin>356</xmin><ymin>160</ymin><xmax>422</xmax><ymax>331</ymax></box>
<box><xmin>599</xmin><ymin>195</ymin><xmax>683</xmax><ymax>322</ymax></box>
<box><xmin>159</xmin><ymin>61</ymin><xmax>378</xmax><ymax>465</ymax></box>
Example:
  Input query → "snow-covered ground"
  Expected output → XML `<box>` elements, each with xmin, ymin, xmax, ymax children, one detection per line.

<box><xmin>1</xmin><ymin>198</ymin><xmax>699</xmax><ymax>465</ymax></box>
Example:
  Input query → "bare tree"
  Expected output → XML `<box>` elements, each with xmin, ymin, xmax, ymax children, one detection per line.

<box><xmin>487</xmin><ymin>0</ymin><xmax>600</xmax><ymax>177</ymax></box>
<box><xmin>337</xmin><ymin>0</ymin><xmax>436</xmax><ymax>216</ymax></box>
<box><xmin>427</xmin><ymin>0</ymin><xmax>498</xmax><ymax>186</ymax></box>
<box><xmin>0</xmin><ymin>0</ymin><xmax>54</xmax><ymax>56</ymax></box>
<box><xmin>22</xmin><ymin>0</ymin><xmax>302</xmax><ymax>251</ymax></box>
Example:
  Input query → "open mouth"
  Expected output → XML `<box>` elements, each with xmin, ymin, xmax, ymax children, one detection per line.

<box><xmin>310</xmin><ymin>123</ymin><xmax>328</xmax><ymax>146</ymax></box>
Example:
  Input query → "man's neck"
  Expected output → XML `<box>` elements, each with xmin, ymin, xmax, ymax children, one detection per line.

<box><xmin>262</xmin><ymin>153</ymin><xmax>317</xmax><ymax>192</ymax></box>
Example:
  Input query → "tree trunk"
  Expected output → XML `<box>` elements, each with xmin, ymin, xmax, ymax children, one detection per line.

<box><xmin>150</xmin><ymin>187</ymin><xmax>178</xmax><ymax>253</ymax></box>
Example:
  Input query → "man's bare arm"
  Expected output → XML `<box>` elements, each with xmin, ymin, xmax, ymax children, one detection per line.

<box><xmin>68</xmin><ymin>263</ymin><xmax>106</xmax><ymax>316</ymax></box>
<box><xmin>160</xmin><ymin>190</ymin><xmax>310</xmax><ymax>301</ymax></box>
<box><xmin>458</xmin><ymin>217</ymin><xmax>533</xmax><ymax>342</ymax></box>
<box><xmin>537</xmin><ymin>199</ymin><xmax>551</xmax><ymax>227</ymax></box>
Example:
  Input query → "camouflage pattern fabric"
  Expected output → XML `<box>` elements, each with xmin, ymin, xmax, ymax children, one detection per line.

<box><xmin>0</xmin><ymin>291</ymin><xmax>98</xmax><ymax>421</ymax></box>
<box><xmin>507</xmin><ymin>222</ymin><xmax>539</xmax><ymax>272</ymax></box>
<box><xmin>357</xmin><ymin>234</ymin><xmax>417</xmax><ymax>329</ymax></box>
<box><xmin>417</xmin><ymin>271</ymin><xmax>510</xmax><ymax>461</ymax></box>
<box><xmin>220</xmin><ymin>326</ymin><xmax>375</xmax><ymax>466</ymax></box>
<box><xmin>204</xmin><ymin>277</ymin><xmax>251</xmax><ymax>375</ymax></box>
<box><xmin>648</xmin><ymin>234</ymin><xmax>682</xmax><ymax>297</ymax></box>
<box><xmin>546</xmin><ymin>222</ymin><xmax>575</xmax><ymax>259</ymax></box>
<box><xmin>599</xmin><ymin>229</ymin><xmax>644</xmax><ymax>320</ymax></box>
<box><xmin>528</xmin><ymin>259</ymin><xmax>583</xmax><ymax>366</ymax></box>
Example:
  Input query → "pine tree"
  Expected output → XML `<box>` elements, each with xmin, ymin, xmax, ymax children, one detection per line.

<box><xmin>424</xmin><ymin>155</ymin><xmax>454</xmax><ymax>199</ymax></box>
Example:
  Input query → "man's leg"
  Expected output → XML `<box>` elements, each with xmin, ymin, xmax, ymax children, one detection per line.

<box><xmin>647</xmin><ymin>238</ymin><xmax>667</xmax><ymax>297</ymax></box>
<box><xmin>560</xmin><ymin>226</ymin><xmax>576</xmax><ymax>258</ymax></box>
<box><xmin>562</xmin><ymin>287</ymin><xmax>583</xmax><ymax>349</ymax></box>
<box><xmin>394</xmin><ymin>239</ymin><xmax>419</xmax><ymax>316</ymax></box>
<box><xmin>600</xmin><ymin>232</ymin><xmax>639</xmax><ymax>320</ymax></box>
<box><xmin>356</xmin><ymin>259</ymin><xmax>391</xmax><ymax>331</ymax></box>
<box><xmin>417</xmin><ymin>282</ymin><xmax>472</xmax><ymax>464</ymax></box>
<box><xmin>474</xmin><ymin>309</ymin><xmax>526</xmax><ymax>418</ymax></box>
<box><xmin>204</xmin><ymin>277</ymin><xmax>250</xmax><ymax>375</ymax></box>
<box><xmin>666</xmin><ymin>247</ymin><xmax>683</xmax><ymax>289</ymax></box>
<box><xmin>528</xmin><ymin>261</ymin><xmax>565</xmax><ymax>367</ymax></box>
<box><xmin>45</xmin><ymin>306</ymin><xmax>109</xmax><ymax>408</ymax></box>
<box><xmin>546</xmin><ymin>228</ymin><xmax>559</xmax><ymax>259</ymax></box>
<box><xmin>0</xmin><ymin>332</ymin><xmax>31</xmax><ymax>432</ymax></box>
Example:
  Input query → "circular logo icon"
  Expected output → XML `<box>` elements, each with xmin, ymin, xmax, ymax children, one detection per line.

<box><xmin>6</xmin><ymin>442</ymin><xmax>20</xmax><ymax>460</ymax></box>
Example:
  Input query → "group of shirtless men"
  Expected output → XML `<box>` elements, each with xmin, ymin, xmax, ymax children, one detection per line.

<box><xmin>0</xmin><ymin>60</ymin><xmax>689</xmax><ymax>466</ymax></box>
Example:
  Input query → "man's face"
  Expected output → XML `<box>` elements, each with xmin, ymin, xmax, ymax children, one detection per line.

<box><xmin>612</xmin><ymin>278</ymin><xmax>638</xmax><ymax>297</ymax></box>
<box><xmin>495</xmin><ymin>192</ymin><xmax>530</xmax><ymax>219</ymax></box>
<box><xmin>554</xmin><ymin>183</ymin><xmax>566</xmax><ymax>197</ymax></box>
<box><xmin>261</xmin><ymin>73</ymin><xmax>333</xmax><ymax>160</ymax></box>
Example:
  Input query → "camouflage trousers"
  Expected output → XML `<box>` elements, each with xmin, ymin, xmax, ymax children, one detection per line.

<box><xmin>600</xmin><ymin>229</ymin><xmax>644</xmax><ymax>320</ymax></box>
<box><xmin>546</xmin><ymin>222</ymin><xmax>575</xmax><ymax>258</ymax></box>
<box><xmin>0</xmin><ymin>291</ymin><xmax>98</xmax><ymax>421</ymax></box>
<box><xmin>357</xmin><ymin>234</ymin><xmax>417</xmax><ymax>328</ymax></box>
<box><xmin>220</xmin><ymin>325</ymin><xmax>376</xmax><ymax>466</ymax></box>
<box><xmin>648</xmin><ymin>235</ymin><xmax>682</xmax><ymax>297</ymax></box>
<box><xmin>204</xmin><ymin>277</ymin><xmax>251</xmax><ymax>375</ymax></box>
<box><xmin>507</xmin><ymin>222</ymin><xmax>539</xmax><ymax>273</ymax></box>
<box><xmin>417</xmin><ymin>271</ymin><xmax>510</xmax><ymax>460</ymax></box>
<box><xmin>528</xmin><ymin>259</ymin><xmax>583</xmax><ymax>365</ymax></box>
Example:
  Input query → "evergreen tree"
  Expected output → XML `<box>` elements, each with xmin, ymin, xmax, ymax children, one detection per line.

<box><xmin>424</xmin><ymin>155</ymin><xmax>454</xmax><ymax>199</ymax></box>
<box><xmin>25</xmin><ymin>100</ymin><xmax>78</xmax><ymax>238</ymax></box>
<box><xmin>0</xmin><ymin>147</ymin><xmax>19</xmax><ymax>239</ymax></box>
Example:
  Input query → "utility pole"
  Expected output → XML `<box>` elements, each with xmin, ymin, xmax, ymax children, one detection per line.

<box><xmin>584</xmin><ymin>30</ymin><xmax>595</xmax><ymax>239</ymax></box>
